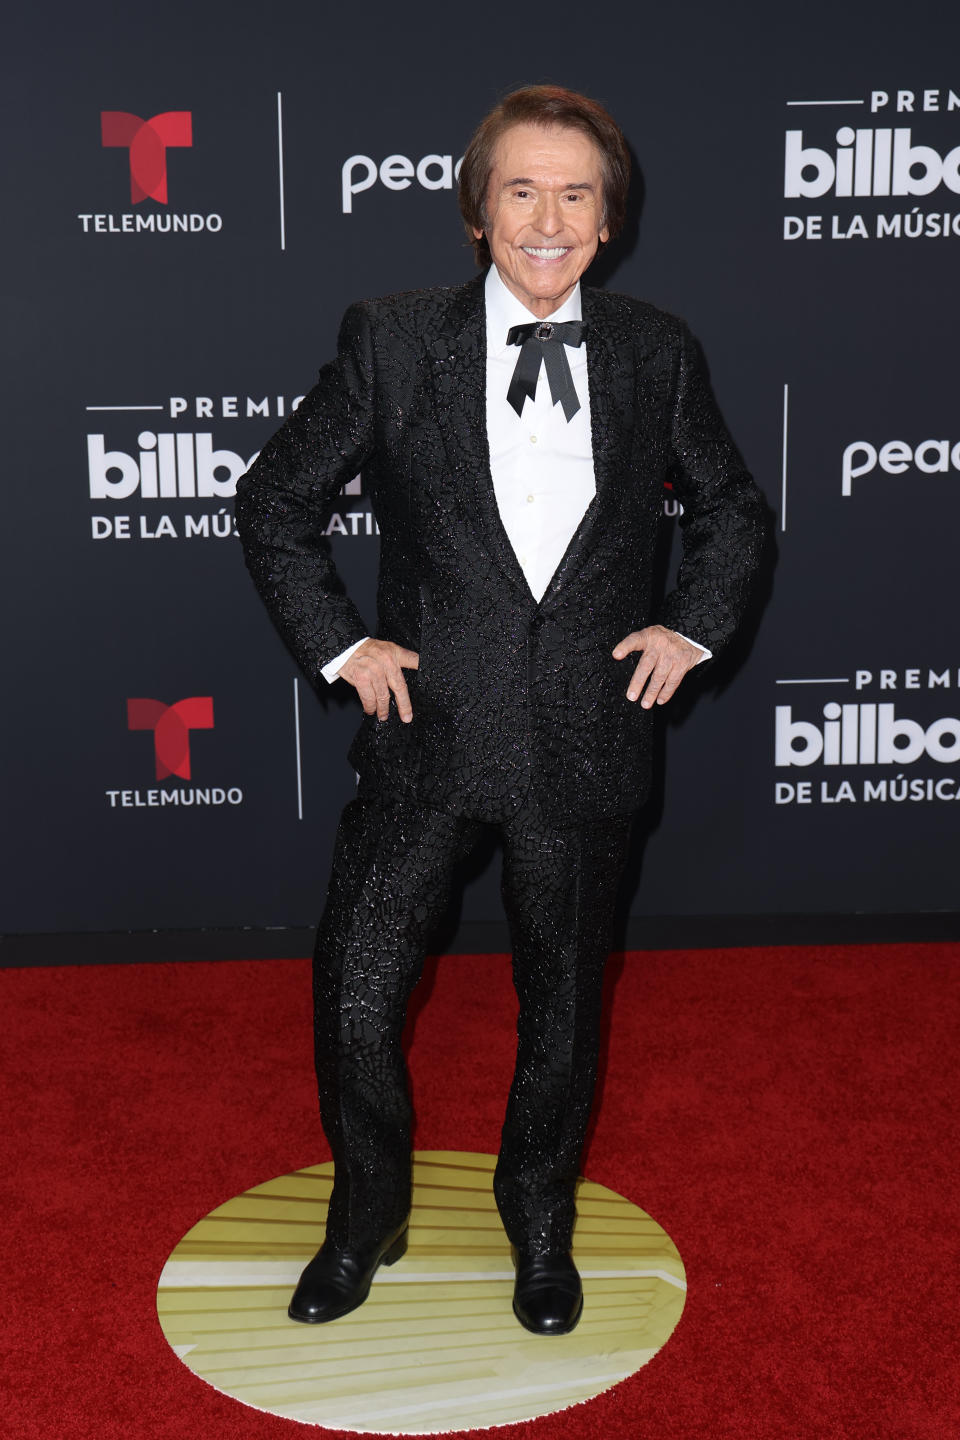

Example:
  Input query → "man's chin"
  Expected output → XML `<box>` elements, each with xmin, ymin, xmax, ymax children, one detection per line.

<box><xmin>512</xmin><ymin>269</ymin><xmax>580</xmax><ymax>309</ymax></box>
<box><xmin>516</xmin><ymin>256</ymin><xmax>575</xmax><ymax>283</ymax></box>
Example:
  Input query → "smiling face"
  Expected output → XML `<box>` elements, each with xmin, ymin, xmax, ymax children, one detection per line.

<box><xmin>476</xmin><ymin>122</ymin><xmax>609</xmax><ymax>318</ymax></box>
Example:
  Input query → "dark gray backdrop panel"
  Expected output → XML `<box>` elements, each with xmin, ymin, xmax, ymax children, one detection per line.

<box><xmin>4</xmin><ymin>1</ymin><xmax>959</xmax><ymax>937</ymax></box>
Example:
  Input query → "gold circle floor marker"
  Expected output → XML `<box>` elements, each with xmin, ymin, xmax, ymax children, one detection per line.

<box><xmin>157</xmin><ymin>1150</ymin><xmax>686</xmax><ymax>1433</ymax></box>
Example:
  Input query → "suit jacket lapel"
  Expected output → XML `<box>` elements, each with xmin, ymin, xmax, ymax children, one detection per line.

<box><xmin>424</xmin><ymin>277</ymin><xmax>636</xmax><ymax>607</ymax></box>
<box><xmin>425</xmin><ymin>274</ymin><xmax>533</xmax><ymax>600</ymax></box>
<box><xmin>539</xmin><ymin>285</ymin><xmax>636</xmax><ymax>609</ymax></box>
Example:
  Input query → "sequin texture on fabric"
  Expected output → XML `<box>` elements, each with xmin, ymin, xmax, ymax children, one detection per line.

<box><xmin>313</xmin><ymin>785</ymin><xmax>631</xmax><ymax>1254</ymax></box>
<box><xmin>234</xmin><ymin>274</ymin><xmax>768</xmax><ymax>824</ymax></box>
<box><xmin>234</xmin><ymin>272</ymin><xmax>768</xmax><ymax>1254</ymax></box>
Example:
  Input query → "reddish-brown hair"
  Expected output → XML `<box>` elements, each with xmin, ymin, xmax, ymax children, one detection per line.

<box><xmin>458</xmin><ymin>85</ymin><xmax>631</xmax><ymax>266</ymax></box>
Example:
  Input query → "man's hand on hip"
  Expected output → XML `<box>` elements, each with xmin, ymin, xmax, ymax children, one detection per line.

<box><xmin>338</xmin><ymin>639</ymin><xmax>420</xmax><ymax>722</ymax></box>
<box><xmin>613</xmin><ymin>626</ymin><xmax>702</xmax><ymax>709</ymax></box>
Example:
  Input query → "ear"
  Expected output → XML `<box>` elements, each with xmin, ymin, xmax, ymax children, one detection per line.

<box><xmin>472</xmin><ymin>227</ymin><xmax>484</xmax><ymax>240</ymax></box>
<box><xmin>598</xmin><ymin>224</ymin><xmax>610</xmax><ymax>245</ymax></box>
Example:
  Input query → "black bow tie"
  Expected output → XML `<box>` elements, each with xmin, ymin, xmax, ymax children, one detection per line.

<box><xmin>505</xmin><ymin>319</ymin><xmax>587</xmax><ymax>422</ymax></box>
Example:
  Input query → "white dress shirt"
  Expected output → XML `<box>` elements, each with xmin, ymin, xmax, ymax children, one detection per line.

<box><xmin>322</xmin><ymin>264</ymin><xmax>709</xmax><ymax>680</ymax></box>
<box><xmin>483</xmin><ymin>264</ymin><xmax>595</xmax><ymax>602</ymax></box>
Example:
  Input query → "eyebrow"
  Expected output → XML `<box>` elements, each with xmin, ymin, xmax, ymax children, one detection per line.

<box><xmin>501</xmin><ymin>178</ymin><xmax>596</xmax><ymax>191</ymax></box>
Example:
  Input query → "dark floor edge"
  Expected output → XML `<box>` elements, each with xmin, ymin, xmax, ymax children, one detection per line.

<box><xmin>2</xmin><ymin>913</ymin><xmax>959</xmax><ymax>967</ymax></box>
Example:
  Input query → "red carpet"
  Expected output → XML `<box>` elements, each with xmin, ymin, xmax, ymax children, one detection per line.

<box><xmin>3</xmin><ymin>944</ymin><xmax>959</xmax><ymax>1438</ymax></box>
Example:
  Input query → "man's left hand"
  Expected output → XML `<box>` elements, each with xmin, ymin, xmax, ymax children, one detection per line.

<box><xmin>612</xmin><ymin>626</ymin><xmax>703</xmax><ymax>709</ymax></box>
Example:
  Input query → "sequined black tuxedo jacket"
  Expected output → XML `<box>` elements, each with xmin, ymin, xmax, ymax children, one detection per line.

<box><xmin>235</xmin><ymin>273</ymin><xmax>766</xmax><ymax>823</ymax></box>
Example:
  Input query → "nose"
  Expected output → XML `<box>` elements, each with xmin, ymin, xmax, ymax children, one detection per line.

<box><xmin>532</xmin><ymin>192</ymin><xmax>563</xmax><ymax>237</ymax></box>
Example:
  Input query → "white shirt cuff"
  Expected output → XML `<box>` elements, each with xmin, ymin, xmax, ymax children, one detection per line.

<box><xmin>321</xmin><ymin>637</ymin><xmax>369</xmax><ymax>683</ymax></box>
<box><xmin>677</xmin><ymin>633</ymin><xmax>712</xmax><ymax>663</ymax></box>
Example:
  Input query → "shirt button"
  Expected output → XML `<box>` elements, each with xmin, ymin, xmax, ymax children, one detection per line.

<box><xmin>526</xmin><ymin>494</ymin><xmax>535</xmax><ymax>504</ymax></box>
<box><xmin>529</xmin><ymin>435</ymin><xmax>538</xmax><ymax>444</ymax></box>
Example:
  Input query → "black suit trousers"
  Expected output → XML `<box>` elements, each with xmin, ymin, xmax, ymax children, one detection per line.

<box><xmin>312</xmin><ymin>781</ymin><xmax>633</xmax><ymax>1255</ymax></box>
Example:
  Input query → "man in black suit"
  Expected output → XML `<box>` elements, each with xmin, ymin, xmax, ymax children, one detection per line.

<box><xmin>235</xmin><ymin>85</ymin><xmax>767</xmax><ymax>1336</ymax></box>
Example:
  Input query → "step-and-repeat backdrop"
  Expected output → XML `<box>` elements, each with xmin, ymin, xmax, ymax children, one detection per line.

<box><xmin>4</xmin><ymin>3</ymin><xmax>958</xmax><ymax>936</ymax></box>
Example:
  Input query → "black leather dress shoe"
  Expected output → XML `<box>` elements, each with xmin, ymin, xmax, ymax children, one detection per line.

<box><xmin>512</xmin><ymin>1248</ymin><xmax>583</xmax><ymax>1335</ymax></box>
<box><xmin>288</xmin><ymin>1222</ymin><xmax>408</xmax><ymax>1323</ymax></box>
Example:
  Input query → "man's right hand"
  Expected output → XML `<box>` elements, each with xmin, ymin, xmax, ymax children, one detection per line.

<box><xmin>337</xmin><ymin>639</ymin><xmax>420</xmax><ymax>723</ymax></box>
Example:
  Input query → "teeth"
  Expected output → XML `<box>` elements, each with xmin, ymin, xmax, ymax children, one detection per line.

<box><xmin>522</xmin><ymin>247</ymin><xmax>568</xmax><ymax>258</ymax></box>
